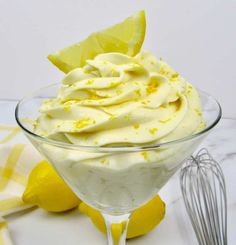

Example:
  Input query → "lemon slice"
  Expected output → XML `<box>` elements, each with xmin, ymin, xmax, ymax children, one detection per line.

<box><xmin>48</xmin><ymin>10</ymin><xmax>146</xmax><ymax>73</ymax></box>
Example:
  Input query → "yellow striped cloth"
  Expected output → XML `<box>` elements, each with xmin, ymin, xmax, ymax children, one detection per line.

<box><xmin>0</xmin><ymin>125</ymin><xmax>42</xmax><ymax>244</ymax></box>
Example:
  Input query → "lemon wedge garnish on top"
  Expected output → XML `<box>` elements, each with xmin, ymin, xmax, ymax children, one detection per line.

<box><xmin>48</xmin><ymin>10</ymin><xmax>146</xmax><ymax>73</ymax></box>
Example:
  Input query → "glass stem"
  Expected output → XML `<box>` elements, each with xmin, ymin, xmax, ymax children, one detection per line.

<box><xmin>102</xmin><ymin>213</ymin><xmax>131</xmax><ymax>245</ymax></box>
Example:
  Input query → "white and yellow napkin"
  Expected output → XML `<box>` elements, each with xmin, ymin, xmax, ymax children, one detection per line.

<box><xmin>0</xmin><ymin>125</ymin><xmax>42</xmax><ymax>244</ymax></box>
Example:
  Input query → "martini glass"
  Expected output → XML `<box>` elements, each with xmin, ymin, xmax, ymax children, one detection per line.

<box><xmin>15</xmin><ymin>83</ymin><xmax>221</xmax><ymax>245</ymax></box>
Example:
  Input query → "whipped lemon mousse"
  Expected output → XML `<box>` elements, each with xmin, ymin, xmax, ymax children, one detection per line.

<box><xmin>33</xmin><ymin>11</ymin><xmax>205</xmax><ymax>212</ymax></box>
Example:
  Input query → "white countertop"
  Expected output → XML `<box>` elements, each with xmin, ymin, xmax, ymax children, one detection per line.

<box><xmin>1</xmin><ymin>100</ymin><xmax>235</xmax><ymax>245</ymax></box>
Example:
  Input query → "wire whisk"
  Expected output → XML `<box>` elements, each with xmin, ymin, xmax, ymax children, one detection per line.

<box><xmin>180</xmin><ymin>148</ymin><xmax>227</xmax><ymax>245</ymax></box>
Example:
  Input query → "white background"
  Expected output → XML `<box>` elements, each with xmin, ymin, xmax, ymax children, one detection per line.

<box><xmin>0</xmin><ymin>0</ymin><xmax>235</xmax><ymax>117</ymax></box>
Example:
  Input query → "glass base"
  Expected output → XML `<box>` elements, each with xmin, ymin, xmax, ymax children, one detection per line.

<box><xmin>102</xmin><ymin>213</ymin><xmax>131</xmax><ymax>245</ymax></box>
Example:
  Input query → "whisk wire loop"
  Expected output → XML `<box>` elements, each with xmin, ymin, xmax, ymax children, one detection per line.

<box><xmin>180</xmin><ymin>148</ymin><xmax>227</xmax><ymax>245</ymax></box>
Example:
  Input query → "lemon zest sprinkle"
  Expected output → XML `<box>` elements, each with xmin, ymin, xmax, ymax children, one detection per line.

<box><xmin>116</xmin><ymin>89</ymin><xmax>123</xmax><ymax>95</ymax></box>
<box><xmin>171</xmin><ymin>73</ymin><xmax>179</xmax><ymax>79</ymax></box>
<box><xmin>110</xmin><ymin>82</ymin><xmax>116</xmax><ymax>86</ymax></box>
<box><xmin>100</xmin><ymin>158</ymin><xmax>109</xmax><ymax>165</ymax></box>
<box><xmin>194</xmin><ymin>108</ymin><xmax>202</xmax><ymax>116</ymax></box>
<box><xmin>146</xmin><ymin>81</ymin><xmax>158</xmax><ymax>94</ymax></box>
<box><xmin>186</xmin><ymin>85</ymin><xmax>193</xmax><ymax>94</ymax></box>
<box><xmin>110</xmin><ymin>68</ymin><xmax>117</xmax><ymax>74</ymax></box>
<box><xmin>89</xmin><ymin>93</ymin><xmax>100</xmax><ymax>100</ymax></box>
<box><xmin>109</xmin><ymin>115</ymin><xmax>117</xmax><ymax>120</ymax></box>
<box><xmin>159</xmin><ymin>67</ymin><xmax>166</xmax><ymax>75</ymax></box>
<box><xmin>63</xmin><ymin>106</ymin><xmax>71</xmax><ymax>112</ymax></box>
<box><xmin>86</xmin><ymin>79</ymin><xmax>94</xmax><ymax>85</ymax></box>
<box><xmin>141</xmin><ymin>100</ymin><xmax>147</xmax><ymax>105</ymax></box>
<box><xmin>160</xmin><ymin>118</ymin><xmax>171</xmax><ymax>123</ymax></box>
<box><xmin>149</xmin><ymin>128</ymin><xmax>158</xmax><ymax>135</ymax></box>
<box><xmin>124</xmin><ymin>112</ymin><xmax>131</xmax><ymax>120</ymax></box>
<box><xmin>63</xmin><ymin>100</ymin><xmax>77</xmax><ymax>112</ymax></box>
<box><xmin>141</xmin><ymin>152</ymin><xmax>148</xmax><ymax>160</ymax></box>
<box><xmin>74</xmin><ymin>118</ymin><xmax>96</xmax><ymax>129</ymax></box>
<box><xmin>135</xmin><ymin>89</ymin><xmax>141</xmax><ymax>97</ymax></box>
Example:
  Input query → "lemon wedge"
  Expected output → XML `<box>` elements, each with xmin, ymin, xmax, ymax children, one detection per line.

<box><xmin>48</xmin><ymin>10</ymin><xmax>146</xmax><ymax>73</ymax></box>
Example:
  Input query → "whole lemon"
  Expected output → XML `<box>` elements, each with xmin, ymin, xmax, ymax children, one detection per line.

<box><xmin>79</xmin><ymin>195</ymin><xmax>165</xmax><ymax>239</ymax></box>
<box><xmin>22</xmin><ymin>160</ymin><xmax>80</xmax><ymax>212</ymax></box>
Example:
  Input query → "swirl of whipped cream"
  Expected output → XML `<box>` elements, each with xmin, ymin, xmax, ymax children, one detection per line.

<box><xmin>34</xmin><ymin>51</ymin><xmax>204</xmax><ymax>146</ymax></box>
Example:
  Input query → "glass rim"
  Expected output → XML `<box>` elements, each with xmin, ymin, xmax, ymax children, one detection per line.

<box><xmin>15</xmin><ymin>83</ymin><xmax>222</xmax><ymax>152</ymax></box>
